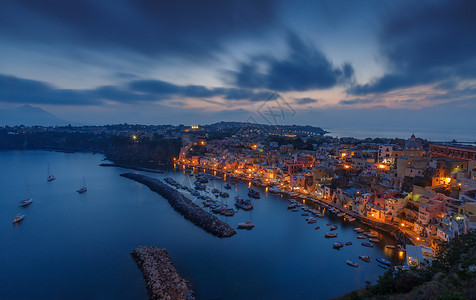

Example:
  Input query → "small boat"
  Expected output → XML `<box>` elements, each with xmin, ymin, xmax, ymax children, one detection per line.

<box><xmin>362</xmin><ymin>242</ymin><xmax>374</xmax><ymax>248</ymax></box>
<box><xmin>376</xmin><ymin>258</ymin><xmax>391</xmax><ymax>266</ymax></box>
<box><xmin>337</xmin><ymin>213</ymin><xmax>345</xmax><ymax>217</ymax></box>
<box><xmin>385</xmin><ymin>245</ymin><xmax>396</xmax><ymax>249</ymax></box>
<box><xmin>345</xmin><ymin>242</ymin><xmax>352</xmax><ymax>246</ymax></box>
<box><xmin>211</xmin><ymin>188</ymin><xmax>220</xmax><ymax>194</ymax></box>
<box><xmin>234</xmin><ymin>197</ymin><xmax>253</xmax><ymax>210</ymax></box>
<box><xmin>378</xmin><ymin>263</ymin><xmax>388</xmax><ymax>269</ymax></box>
<box><xmin>287</xmin><ymin>204</ymin><xmax>296</xmax><ymax>209</ymax></box>
<box><xmin>306</xmin><ymin>217</ymin><xmax>316</xmax><ymax>224</ymax></box>
<box><xmin>77</xmin><ymin>186</ymin><xmax>87</xmax><ymax>193</ymax></box>
<box><xmin>356</xmin><ymin>235</ymin><xmax>366</xmax><ymax>239</ymax></box>
<box><xmin>47</xmin><ymin>175</ymin><xmax>56</xmax><ymax>182</ymax></box>
<box><xmin>237</xmin><ymin>221</ymin><xmax>255</xmax><ymax>229</ymax></box>
<box><xmin>314</xmin><ymin>226</ymin><xmax>320</xmax><ymax>230</ymax></box>
<box><xmin>224</xmin><ymin>183</ymin><xmax>231</xmax><ymax>189</ymax></box>
<box><xmin>346</xmin><ymin>260</ymin><xmax>359</xmax><ymax>267</ymax></box>
<box><xmin>359</xmin><ymin>255</ymin><xmax>370</xmax><ymax>262</ymax></box>
<box><xmin>354</xmin><ymin>227</ymin><xmax>364</xmax><ymax>233</ymax></box>
<box><xmin>20</xmin><ymin>198</ymin><xmax>33</xmax><ymax>207</ymax></box>
<box><xmin>333</xmin><ymin>242</ymin><xmax>344</xmax><ymax>249</ymax></box>
<box><xmin>220</xmin><ymin>192</ymin><xmax>229</xmax><ymax>198</ymax></box>
<box><xmin>364</xmin><ymin>232</ymin><xmax>378</xmax><ymax>238</ymax></box>
<box><xmin>369</xmin><ymin>238</ymin><xmax>380</xmax><ymax>243</ymax></box>
<box><xmin>13</xmin><ymin>213</ymin><xmax>25</xmax><ymax>223</ymax></box>
<box><xmin>326</xmin><ymin>223</ymin><xmax>331</xmax><ymax>226</ymax></box>
<box><xmin>348</xmin><ymin>217</ymin><xmax>356</xmax><ymax>222</ymax></box>
<box><xmin>325</xmin><ymin>232</ymin><xmax>337</xmax><ymax>238</ymax></box>
<box><xmin>291</xmin><ymin>208</ymin><xmax>299</xmax><ymax>212</ymax></box>
<box><xmin>248</xmin><ymin>189</ymin><xmax>260</xmax><ymax>199</ymax></box>
<box><xmin>330</xmin><ymin>225</ymin><xmax>338</xmax><ymax>231</ymax></box>
<box><xmin>301</xmin><ymin>213</ymin><xmax>309</xmax><ymax>216</ymax></box>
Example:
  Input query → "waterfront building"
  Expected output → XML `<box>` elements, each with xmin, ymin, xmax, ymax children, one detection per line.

<box><xmin>430</xmin><ymin>143</ymin><xmax>476</xmax><ymax>161</ymax></box>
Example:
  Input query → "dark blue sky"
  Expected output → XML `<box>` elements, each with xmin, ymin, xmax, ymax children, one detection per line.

<box><xmin>0</xmin><ymin>0</ymin><xmax>475</xmax><ymax>137</ymax></box>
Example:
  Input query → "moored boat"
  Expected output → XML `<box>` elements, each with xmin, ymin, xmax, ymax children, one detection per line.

<box><xmin>356</xmin><ymin>235</ymin><xmax>366</xmax><ymax>239</ymax></box>
<box><xmin>20</xmin><ymin>198</ymin><xmax>33</xmax><ymax>207</ymax></box>
<box><xmin>362</xmin><ymin>242</ymin><xmax>374</xmax><ymax>248</ymax></box>
<box><xmin>330</xmin><ymin>225</ymin><xmax>338</xmax><ymax>231</ymax></box>
<box><xmin>234</xmin><ymin>197</ymin><xmax>253</xmax><ymax>210</ymax></box>
<box><xmin>13</xmin><ymin>213</ymin><xmax>25</xmax><ymax>223</ymax></box>
<box><xmin>369</xmin><ymin>238</ymin><xmax>380</xmax><ymax>243</ymax></box>
<box><xmin>248</xmin><ymin>189</ymin><xmax>260</xmax><ymax>199</ymax></box>
<box><xmin>346</xmin><ymin>260</ymin><xmax>359</xmax><ymax>267</ymax></box>
<box><xmin>376</xmin><ymin>257</ymin><xmax>391</xmax><ymax>266</ymax></box>
<box><xmin>345</xmin><ymin>242</ymin><xmax>352</xmax><ymax>246</ymax></box>
<box><xmin>325</xmin><ymin>232</ymin><xmax>337</xmax><ymax>238</ymax></box>
<box><xmin>359</xmin><ymin>255</ymin><xmax>370</xmax><ymax>262</ymax></box>
<box><xmin>333</xmin><ymin>242</ymin><xmax>344</xmax><ymax>249</ymax></box>
<box><xmin>386</xmin><ymin>245</ymin><xmax>396</xmax><ymax>249</ymax></box>
<box><xmin>224</xmin><ymin>183</ymin><xmax>231</xmax><ymax>189</ymax></box>
<box><xmin>237</xmin><ymin>221</ymin><xmax>255</xmax><ymax>229</ymax></box>
<box><xmin>354</xmin><ymin>227</ymin><xmax>364</xmax><ymax>233</ymax></box>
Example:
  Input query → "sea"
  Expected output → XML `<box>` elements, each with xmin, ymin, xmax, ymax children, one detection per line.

<box><xmin>0</xmin><ymin>150</ymin><xmax>404</xmax><ymax>299</ymax></box>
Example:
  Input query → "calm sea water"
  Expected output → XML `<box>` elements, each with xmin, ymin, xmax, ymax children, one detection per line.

<box><xmin>0</xmin><ymin>151</ymin><xmax>404</xmax><ymax>299</ymax></box>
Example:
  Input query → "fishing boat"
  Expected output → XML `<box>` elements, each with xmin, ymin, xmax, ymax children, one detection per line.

<box><xmin>362</xmin><ymin>242</ymin><xmax>374</xmax><ymax>248</ymax></box>
<box><xmin>234</xmin><ymin>197</ymin><xmax>253</xmax><ymax>210</ymax></box>
<box><xmin>354</xmin><ymin>227</ymin><xmax>364</xmax><ymax>233</ymax></box>
<box><xmin>330</xmin><ymin>225</ymin><xmax>338</xmax><ymax>231</ymax></box>
<box><xmin>333</xmin><ymin>242</ymin><xmax>344</xmax><ymax>249</ymax></box>
<box><xmin>376</xmin><ymin>258</ymin><xmax>392</xmax><ymax>266</ymax></box>
<box><xmin>325</xmin><ymin>232</ymin><xmax>337</xmax><ymax>238</ymax></box>
<box><xmin>359</xmin><ymin>255</ymin><xmax>370</xmax><ymax>262</ymax></box>
<box><xmin>20</xmin><ymin>198</ymin><xmax>33</xmax><ymax>207</ymax></box>
<box><xmin>346</xmin><ymin>260</ymin><xmax>359</xmax><ymax>267</ymax></box>
<box><xmin>237</xmin><ymin>221</ymin><xmax>255</xmax><ymax>229</ymax></box>
<box><xmin>369</xmin><ymin>238</ymin><xmax>381</xmax><ymax>243</ymax></box>
<box><xmin>356</xmin><ymin>235</ymin><xmax>366</xmax><ymax>239</ymax></box>
<box><xmin>385</xmin><ymin>245</ymin><xmax>396</xmax><ymax>249</ymax></box>
<box><xmin>13</xmin><ymin>213</ymin><xmax>25</xmax><ymax>223</ymax></box>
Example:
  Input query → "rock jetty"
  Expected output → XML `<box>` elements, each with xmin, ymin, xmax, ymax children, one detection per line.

<box><xmin>100</xmin><ymin>163</ymin><xmax>164</xmax><ymax>173</ymax></box>
<box><xmin>131</xmin><ymin>246</ymin><xmax>194</xmax><ymax>300</ymax></box>
<box><xmin>120</xmin><ymin>173</ymin><xmax>236</xmax><ymax>238</ymax></box>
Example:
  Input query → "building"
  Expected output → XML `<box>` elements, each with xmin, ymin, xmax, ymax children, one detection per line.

<box><xmin>430</xmin><ymin>143</ymin><xmax>476</xmax><ymax>161</ymax></box>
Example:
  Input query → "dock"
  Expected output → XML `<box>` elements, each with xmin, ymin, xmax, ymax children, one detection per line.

<box><xmin>120</xmin><ymin>173</ymin><xmax>236</xmax><ymax>238</ymax></box>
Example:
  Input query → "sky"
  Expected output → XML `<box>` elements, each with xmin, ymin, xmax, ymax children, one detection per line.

<box><xmin>0</xmin><ymin>0</ymin><xmax>475</xmax><ymax>139</ymax></box>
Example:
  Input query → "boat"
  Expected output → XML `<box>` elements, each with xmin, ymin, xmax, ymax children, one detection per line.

<box><xmin>224</xmin><ymin>183</ymin><xmax>231</xmax><ymax>189</ymax></box>
<box><xmin>291</xmin><ymin>208</ymin><xmax>299</xmax><ymax>212</ymax></box>
<box><xmin>364</xmin><ymin>232</ymin><xmax>378</xmax><ymax>238</ymax></box>
<box><xmin>234</xmin><ymin>197</ymin><xmax>253</xmax><ymax>210</ymax></box>
<box><xmin>376</xmin><ymin>258</ymin><xmax>392</xmax><ymax>266</ymax></box>
<box><xmin>13</xmin><ymin>213</ymin><xmax>25</xmax><ymax>223</ymax></box>
<box><xmin>77</xmin><ymin>178</ymin><xmax>87</xmax><ymax>193</ymax></box>
<box><xmin>378</xmin><ymin>263</ymin><xmax>388</xmax><ymax>269</ymax></box>
<box><xmin>301</xmin><ymin>213</ymin><xmax>309</xmax><ymax>216</ymax></box>
<box><xmin>248</xmin><ymin>189</ymin><xmax>260</xmax><ymax>199</ymax></box>
<box><xmin>325</xmin><ymin>232</ymin><xmax>337</xmax><ymax>238</ymax></box>
<box><xmin>346</xmin><ymin>260</ymin><xmax>359</xmax><ymax>267</ymax></box>
<box><xmin>385</xmin><ymin>245</ymin><xmax>396</xmax><ymax>249</ymax></box>
<box><xmin>219</xmin><ymin>192</ymin><xmax>229</xmax><ymax>198</ymax></box>
<box><xmin>348</xmin><ymin>217</ymin><xmax>356</xmax><ymax>222</ymax></box>
<box><xmin>369</xmin><ymin>238</ymin><xmax>380</xmax><ymax>243</ymax></box>
<box><xmin>314</xmin><ymin>226</ymin><xmax>320</xmax><ymax>230</ymax></box>
<box><xmin>333</xmin><ymin>242</ymin><xmax>344</xmax><ymax>249</ymax></box>
<box><xmin>354</xmin><ymin>227</ymin><xmax>364</xmax><ymax>233</ymax></box>
<box><xmin>237</xmin><ymin>221</ymin><xmax>255</xmax><ymax>229</ymax></box>
<box><xmin>306</xmin><ymin>217</ymin><xmax>316</xmax><ymax>224</ymax></box>
<box><xmin>211</xmin><ymin>188</ymin><xmax>220</xmax><ymax>194</ymax></box>
<box><xmin>47</xmin><ymin>164</ymin><xmax>55</xmax><ymax>181</ymax></box>
<box><xmin>356</xmin><ymin>235</ymin><xmax>366</xmax><ymax>239</ymax></box>
<box><xmin>20</xmin><ymin>198</ymin><xmax>33</xmax><ymax>207</ymax></box>
<box><xmin>359</xmin><ymin>255</ymin><xmax>370</xmax><ymax>262</ymax></box>
<box><xmin>287</xmin><ymin>204</ymin><xmax>297</xmax><ymax>209</ymax></box>
<box><xmin>330</xmin><ymin>225</ymin><xmax>338</xmax><ymax>231</ymax></box>
<box><xmin>362</xmin><ymin>242</ymin><xmax>374</xmax><ymax>248</ymax></box>
<box><xmin>345</xmin><ymin>242</ymin><xmax>352</xmax><ymax>246</ymax></box>
<box><xmin>337</xmin><ymin>213</ymin><xmax>345</xmax><ymax>217</ymax></box>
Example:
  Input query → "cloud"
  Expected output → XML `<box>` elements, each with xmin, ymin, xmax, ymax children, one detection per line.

<box><xmin>0</xmin><ymin>74</ymin><xmax>277</xmax><ymax>106</ymax></box>
<box><xmin>348</xmin><ymin>0</ymin><xmax>476</xmax><ymax>95</ymax></box>
<box><xmin>0</xmin><ymin>0</ymin><xmax>277</xmax><ymax>59</ymax></box>
<box><xmin>230</xmin><ymin>33</ymin><xmax>354</xmax><ymax>92</ymax></box>
<box><xmin>294</xmin><ymin>97</ymin><xmax>319</xmax><ymax>105</ymax></box>
<box><xmin>339</xmin><ymin>98</ymin><xmax>377</xmax><ymax>105</ymax></box>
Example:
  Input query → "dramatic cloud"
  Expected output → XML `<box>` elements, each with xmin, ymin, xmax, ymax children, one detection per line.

<box><xmin>231</xmin><ymin>33</ymin><xmax>354</xmax><ymax>92</ymax></box>
<box><xmin>294</xmin><ymin>97</ymin><xmax>319</xmax><ymax>105</ymax></box>
<box><xmin>0</xmin><ymin>0</ymin><xmax>277</xmax><ymax>58</ymax></box>
<box><xmin>0</xmin><ymin>75</ymin><xmax>275</xmax><ymax>106</ymax></box>
<box><xmin>349</xmin><ymin>0</ymin><xmax>476</xmax><ymax>95</ymax></box>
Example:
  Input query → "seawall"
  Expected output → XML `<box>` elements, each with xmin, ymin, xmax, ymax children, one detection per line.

<box><xmin>120</xmin><ymin>172</ymin><xmax>236</xmax><ymax>238</ymax></box>
<box><xmin>131</xmin><ymin>246</ymin><xmax>194</xmax><ymax>300</ymax></box>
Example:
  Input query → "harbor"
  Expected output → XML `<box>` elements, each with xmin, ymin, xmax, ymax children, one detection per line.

<box><xmin>1</xmin><ymin>150</ymin><xmax>404</xmax><ymax>300</ymax></box>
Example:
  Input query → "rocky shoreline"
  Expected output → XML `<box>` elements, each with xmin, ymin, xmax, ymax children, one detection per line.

<box><xmin>120</xmin><ymin>172</ymin><xmax>236</xmax><ymax>238</ymax></box>
<box><xmin>131</xmin><ymin>246</ymin><xmax>194</xmax><ymax>300</ymax></box>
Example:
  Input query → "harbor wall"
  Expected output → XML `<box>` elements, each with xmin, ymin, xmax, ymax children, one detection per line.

<box><xmin>131</xmin><ymin>246</ymin><xmax>194</xmax><ymax>300</ymax></box>
<box><xmin>120</xmin><ymin>172</ymin><xmax>236</xmax><ymax>238</ymax></box>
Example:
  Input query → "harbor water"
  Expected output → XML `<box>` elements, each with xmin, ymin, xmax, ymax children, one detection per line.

<box><xmin>0</xmin><ymin>151</ymin><xmax>404</xmax><ymax>299</ymax></box>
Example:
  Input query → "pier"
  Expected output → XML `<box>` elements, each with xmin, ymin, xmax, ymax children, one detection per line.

<box><xmin>100</xmin><ymin>163</ymin><xmax>164</xmax><ymax>173</ymax></box>
<box><xmin>120</xmin><ymin>173</ymin><xmax>236</xmax><ymax>238</ymax></box>
<box><xmin>131</xmin><ymin>246</ymin><xmax>194</xmax><ymax>300</ymax></box>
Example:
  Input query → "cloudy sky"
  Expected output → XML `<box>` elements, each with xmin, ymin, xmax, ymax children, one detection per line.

<box><xmin>0</xmin><ymin>0</ymin><xmax>475</xmax><ymax>138</ymax></box>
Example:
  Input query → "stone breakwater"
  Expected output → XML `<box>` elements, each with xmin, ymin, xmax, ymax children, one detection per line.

<box><xmin>131</xmin><ymin>246</ymin><xmax>194</xmax><ymax>300</ymax></box>
<box><xmin>120</xmin><ymin>173</ymin><xmax>236</xmax><ymax>238</ymax></box>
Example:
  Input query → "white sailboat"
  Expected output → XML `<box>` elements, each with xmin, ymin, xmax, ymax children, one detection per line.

<box><xmin>77</xmin><ymin>177</ymin><xmax>87</xmax><ymax>193</ymax></box>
